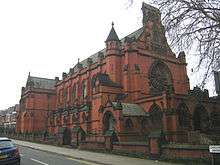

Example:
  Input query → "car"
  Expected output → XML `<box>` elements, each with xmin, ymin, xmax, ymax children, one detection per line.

<box><xmin>0</xmin><ymin>137</ymin><xmax>20</xmax><ymax>165</ymax></box>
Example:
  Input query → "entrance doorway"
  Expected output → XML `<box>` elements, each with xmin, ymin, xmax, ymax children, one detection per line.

<box><xmin>63</xmin><ymin>127</ymin><xmax>71</xmax><ymax>145</ymax></box>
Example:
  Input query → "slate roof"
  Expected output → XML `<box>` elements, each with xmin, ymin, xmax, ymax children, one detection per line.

<box><xmin>70</xmin><ymin>27</ymin><xmax>144</xmax><ymax>74</ymax></box>
<box><xmin>26</xmin><ymin>76</ymin><xmax>56</xmax><ymax>90</ymax></box>
<box><xmin>105</xmin><ymin>24</ymin><xmax>120</xmax><ymax>42</ymax></box>
<box><xmin>112</xmin><ymin>102</ymin><xmax>147</xmax><ymax>116</ymax></box>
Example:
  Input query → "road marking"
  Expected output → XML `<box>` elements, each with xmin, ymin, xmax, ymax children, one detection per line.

<box><xmin>66</xmin><ymin>157</ymin><xmax>101</xmax><ymax>165</ymax></box>
<box><xmin>30</xmin><ymin>158</ymin><xmax>49</xmax><ymax>165</ymax></box>
<box><xmin>20</xmin><ymin>154</ymin><xmax>24</xmax><ymax>157</ymax></box>
<box><xmin>30</xmin><ymin>145</ymin><xmax>41</xmax><ymax>150</ymax></box>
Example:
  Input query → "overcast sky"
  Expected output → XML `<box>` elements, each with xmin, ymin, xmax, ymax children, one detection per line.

<box><xmin>0</xmin><ymin>0</ymin><xmax>216</xmax><ymax>110</ymax></box>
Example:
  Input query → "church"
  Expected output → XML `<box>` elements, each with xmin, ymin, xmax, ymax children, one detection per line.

<box><xmin>17</xmin><ymin>2</ymin><xmax>220</xmax><ymax>159</ymax></box>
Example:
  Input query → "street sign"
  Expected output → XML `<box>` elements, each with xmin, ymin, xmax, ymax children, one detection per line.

<box><xmin>209</xmin><ymin>145</ymin><xmax>220</xmax><ymax>153</ymax></box>
<box><xmin>214</xmin><ymin>71</ymin><xmax>220</xmax><ymax>95</ymax></box>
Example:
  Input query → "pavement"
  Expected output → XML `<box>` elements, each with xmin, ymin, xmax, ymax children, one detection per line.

<box><xmin>13</xmin><ymin>139</ymin><xmax>179</xmax><ymax>165</ymax></box>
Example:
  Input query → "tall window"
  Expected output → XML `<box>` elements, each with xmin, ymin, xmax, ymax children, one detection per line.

<box><xmin>210</xmin><ymin>110</ymin><xmax>220</xmax><ymax>130</ymax></box>
<box><xmin>149</xmin><ymin>103</ymin><xmax>163</xmax><ymax>131</ymax></box>
<box><xmin>125</xmin><ymin>118</ymin><xmax>133</xmax><ymax>129</ymax></box>
<box><xmin>63</xmin><ymin>88</ymin><xmax>67</xmax><ymax>108</ymax></box>
<box><xmin>141</xmin><ymin>118</ymin><xmax>148</xmax><ymax>130</ymax></box>
<box><xmin>82</xmin><ymin>80</ymin><xmax>87</xmax><ymax>99</ymax></box>
<box><xmin>58</xmin><ymin>90</ymin><xmax>62</xmax><ymax>104</ymax></box>
<box><xmin>82</xmin><ymin>113</ymin><xmax>86</xmax><ymax>123</ymax></box>
<box><xmin>193</xmin><ymin>105</ymin><xmax>209</xmax><ymax>131</ymax></box>
<box><xmin>63</xmin><ymin>115</ymin><xmax>67</xmax><ymax>125</ymax></box>
<box><xmin>177</xmin><ymin>103</ymin><xmax>190</xmax><ymax>129</ymax></box>
<box><xmin>72</xmin><ymin>85</ymin><xmax>76</xmax><ymax>102</ymax></box>
<box><xmin>103</xmin><ymin>111</ymin><xmax>115</xmax><ymax>133</ymax></box>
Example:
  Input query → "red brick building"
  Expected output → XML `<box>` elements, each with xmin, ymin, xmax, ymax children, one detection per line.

<box><xmin>47</xmin><ymin>2</ymin><xmax>220</xmax><ymax>148</ymax></box>
<box><xmin>16</xmin><ymin>73</ymin><xmax>56</xmax><ymax>133</ymax></box>
<box><xmin>15</xmin><ymin>3</ymin><xmax>220</xmax><ymax>159</ymax></box>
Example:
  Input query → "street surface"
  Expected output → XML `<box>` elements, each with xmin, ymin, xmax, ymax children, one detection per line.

<box><xmin>14</xmin><ymin>139</ymin><xmax>178</xmax><ymax>165</ymax></box>
<box><xmin>19</xmin><ymin>146</ymin><xmax>99</xmax><ymax>165</ymax></box>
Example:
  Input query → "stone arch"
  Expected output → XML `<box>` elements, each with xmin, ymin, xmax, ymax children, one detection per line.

<box><xmin>148</xmin><ymin>60</ymin><xmax>173</xmax><ymax>94</ymax></box>
<box><xmin>193</xmin><ymin>105</ymin><xmax>209</xmax><ymax>132</ymax></box>
<box><xmin>103</xmin><ymin>111</ymin><xmax>115</xmax><ymax>133</ymax></box>
<box><xmin>149</xmin><ymin>103</ymin><xmax>163</xmax><ymax>131</ymax></box>
<box><xmin>176</xmin><ymin>103</ymin><xmax>191</xmax><ymax>129</ymax></box>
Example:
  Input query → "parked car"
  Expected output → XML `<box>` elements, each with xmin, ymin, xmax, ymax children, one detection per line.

<box><xmin>0</xmin><ymin>137</ymin><xmax>20</xmax><ymax>165</ymax></box>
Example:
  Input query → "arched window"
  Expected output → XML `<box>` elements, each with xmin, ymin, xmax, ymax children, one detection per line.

<box><xmin>72</xmin><ymin>85</ymin><xmax>76</xmax><ymax>102</ymax></box>
<box><xmin>125</xmin><ymin>118</ymin><xmax>133</xmax><ymax>129</ymax></box>
<box><xmin>177</xmin><ymin>103</ymin><xmax>190</xmax><ymax>129</ymax></box>
<box><xmin>141</xmin><ymin>118</ymin><xmax>148</xmax><ymax>130</ymax></box>
<box><xmin>63</xmin><ymin>88</ymin><xmax>67</xmax><ymax>108</ymax></box>
<box><xmin>72</xmin><ymin>114</ymin><xmax>76</xmax><ymax>123</ymax></box>
<box><xmin>63</xmin><ymin>115</ymin><xmax>67</xmax><ymax>125</ymax></box>
<box><xmin>103</xmin><ymin>111</ymin><xmax>115</xmax><ymax>133</ymax></box>
<box><xmin>193</xmin><ymin>105</ymin><xmax>209</xmax><ymax>132</ymax></box>
<box><xmin>91</xmin><ymin>75</ymin><xmax>97</xmax><ymax>89</ymax></box>
<box><xmin>50</xmin><ymin>116</ymin><xmax>54</xmax><ymax>125</ymax></box>
<box><xmin>149</xmin><ymin>61</ymin><xmax>172</xmax><ymax>94</ymax></box>
<box><xmin>149</xmin><ymin>103</ymin><xmax>163</xmax><ymax>130</ymax></box>
<box><xmin>82</xmin><ymin>113</ymin><xmax>86</xmax><ymax>123</ymax></box>
<box><xmin>58</xmin><ymin>90</ymin><xmax>62</xmax><ymax>104</ymax></box>
<box><xmin>82</xmin><ymin>80</ymin><xmax>87</xmax><ymax>99</ymax></box>
<box><xmin>210</xmin><ymin>110</ymin><xmax>220</xmax><ymax>130</ymax></box>
<box><xmin>80</xmin><ymin>129</ymin><xmax>86</xmax><ymax>141</ymax></box>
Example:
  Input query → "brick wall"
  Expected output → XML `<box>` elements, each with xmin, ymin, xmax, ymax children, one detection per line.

<box><xmin>161</xmin><ymin>144</ymin><xmax>211</xmax><ymax>161</ymax></box>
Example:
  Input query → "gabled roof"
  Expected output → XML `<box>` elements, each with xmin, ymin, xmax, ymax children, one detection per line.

<box><xmin>26</xmin><ymin>76</ymin><xmax>56</xmax><ymax>90</ymax></box>
<box><xmin>112</xmin><ymin>102</ymin><xmax>147</xmax><ymax>116</ymax></box>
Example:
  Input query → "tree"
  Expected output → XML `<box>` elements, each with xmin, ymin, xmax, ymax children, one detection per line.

<box><xmin>130</xmin><ymin>0</ymin><xmax>220</xmax><ymax>88</ymax></box>
<box><xmin>154</xmin><ymin>0</ymin><xmax>220</xmax><ymax>88</ymax></box>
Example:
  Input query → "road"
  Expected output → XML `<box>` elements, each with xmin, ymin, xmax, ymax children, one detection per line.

<box><xmin>19</xmin><ymin>146</ymin><xmax>100</xmax><ymax>165</ymax></box>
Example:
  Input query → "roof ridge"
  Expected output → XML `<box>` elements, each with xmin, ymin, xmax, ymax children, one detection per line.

<box><xmin>30</xmin><ymin>76</ymin><xmax>55</xmax><ymax>81</ymax></box>
<box><xmin>120</xmin><ymin>27</ymin><xmax>143</xmax><ymax>41</ymax></box>
<box><xmin>69</xmin><ymin>27</ymin><xmax>144</xmax><ymax>75</ymax></box>
<box><xmin>91</xmin><ymin>26</ymin><xmax>143</xmax><ymax>58</ymax></box>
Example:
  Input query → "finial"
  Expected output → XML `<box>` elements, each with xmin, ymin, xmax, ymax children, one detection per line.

<box><xmin>112</xmin><ymin>21</ymin><xmax>114</xmax><ymax>27</ymax></box>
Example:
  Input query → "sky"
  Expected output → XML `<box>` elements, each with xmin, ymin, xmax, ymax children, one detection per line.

<box><xmin>0</xmin><ymin>0</ymin><xmax>216</xmax><ymax>110</ymax></box>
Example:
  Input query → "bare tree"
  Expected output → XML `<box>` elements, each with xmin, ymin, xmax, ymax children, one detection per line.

<box><xmin>130</xmin><ymin>0</ymin><xmax>220</xmax><ymax>88</ymax></box>
<box><xmin>153</xmin><ymin>0</ymin><xmax>220</xmax><ymax>88</ymax></box>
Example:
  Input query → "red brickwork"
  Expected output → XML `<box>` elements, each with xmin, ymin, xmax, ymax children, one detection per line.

<box><xmin>46</xmin><ymin>3</ymin><xmax>220</xmax><ymax>147</ymax></box>
<box><xmin>16</xmin><ymin>75</ymin><xmax>56</xmax><ymax>133</ymax></box>
<box><xmin>15</xmin><ymin>2</ymin><xmax>220</xmax><ymax>161</ymax></box>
